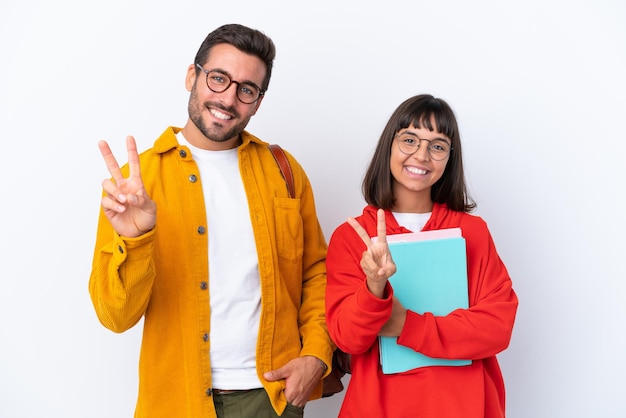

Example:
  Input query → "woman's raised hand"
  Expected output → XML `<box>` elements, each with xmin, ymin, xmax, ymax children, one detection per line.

<box><xmin>98</xmin><ymin>136</ymin><xmax>156</xmax><ymax>238</ymax></box>
<box><xmin>347</xmin><ymin>209</ymin><xmax>397</xmax><ymax>298</ymax></box>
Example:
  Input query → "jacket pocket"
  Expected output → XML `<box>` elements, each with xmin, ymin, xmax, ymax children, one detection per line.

<box><xmin>274</xmin><ymin>197</ymin><xmax>303</xmax><ymax>262</ymax></box>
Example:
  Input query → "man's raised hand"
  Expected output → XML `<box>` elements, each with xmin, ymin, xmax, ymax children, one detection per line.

<box><xmin>98</xmin><ymin>136</ymin><xmax>156</xmax><ymax>238</ymax></box>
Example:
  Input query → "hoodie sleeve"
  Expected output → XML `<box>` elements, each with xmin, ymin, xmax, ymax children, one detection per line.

<box><xmin>325</xmin><ymin>220</ymin><xmax>394</xmax><ymax>355</ymax></box>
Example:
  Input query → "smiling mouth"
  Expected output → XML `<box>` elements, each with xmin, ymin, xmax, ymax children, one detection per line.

<box><xmin>210</xmin><ymin>108</ymin><xmax>233</xmax><ymax>120</ymax></box>
<box><xmin>406</xmin><ymin>166</ymin><xmax>428</xmax><ymax>175</ymax></box>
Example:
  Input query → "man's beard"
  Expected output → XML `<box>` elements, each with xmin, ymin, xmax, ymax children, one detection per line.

<box><xmin>188</xmin><ymin>86</ymin><xmax>252</xmax><ymax>144</ymax></box>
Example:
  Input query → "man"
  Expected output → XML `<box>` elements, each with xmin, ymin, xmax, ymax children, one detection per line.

<box><xmin>89</xmin><ymin>23</ymin><xmax>333</xmax><ymax>418</ymax></box>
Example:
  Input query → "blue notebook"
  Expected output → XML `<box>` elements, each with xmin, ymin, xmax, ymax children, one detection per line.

<box><xmin>378</xmin><ymin>228</ymin><xmax>471</xmax><ymax>374</ymax></box>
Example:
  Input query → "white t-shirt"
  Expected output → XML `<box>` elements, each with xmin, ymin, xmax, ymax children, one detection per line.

<box><xmin>392</xmin><ymin>211</ymin><xmax>432</xmax><ymax>233</ymax></box>
<box><xmin>179</xmin><ymin>133</ymin><xmax>262</xmax><ymax>389</ymax></box>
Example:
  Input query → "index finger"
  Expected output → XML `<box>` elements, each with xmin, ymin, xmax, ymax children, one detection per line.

<box><xmin>125</xmin><ymin>136</ymin><xmax>142</xmax><ymax>181</ymax></box>
<box><xmin>375</xmin><ymin>208</ymin><xmax>388</xmax><ymax>244</ymax></box>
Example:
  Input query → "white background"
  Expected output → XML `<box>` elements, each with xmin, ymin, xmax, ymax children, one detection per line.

<box><xmin>1</xmin><ymin>1</ymin><xmax>624</xmax><ymax>417</ymax></box>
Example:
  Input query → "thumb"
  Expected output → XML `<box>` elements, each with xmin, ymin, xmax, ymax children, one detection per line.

<box><xmin>126</xmin><ymin>193</ymin><xmax>139</xmax><ymax>205</ymax></box>
<box><xmin>263</xmin><ymin>366</ymin><xmax>286</xmax><ymax>382</ymax></box>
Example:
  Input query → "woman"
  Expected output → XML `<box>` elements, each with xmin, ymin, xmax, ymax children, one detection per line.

<box><xmin>326</xmin><ymin>94</ymin><xmax>518</xmax><ymax>418</ymax></box>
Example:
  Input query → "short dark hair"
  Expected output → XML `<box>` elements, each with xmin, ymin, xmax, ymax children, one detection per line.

<box><xmin>193</xmin><ymin>23</ymin><xmax>276</xmax><ymax>92</ymax></box>
<box><xmin>362</xmin><ymin>94</ymin><xmax>476</xmax><ymax>212</ymax></box>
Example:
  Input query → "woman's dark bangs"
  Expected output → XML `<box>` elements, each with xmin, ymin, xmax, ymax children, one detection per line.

<box><xmin>418</xmin><ymin>106</ymin><xmax>456</xmax><ymax>139</ymax></box>
<box><xmin>434</xmin><ymin>109</ymin><xmax>456</xmax><ymax>139</ymax></box>
<box><xmin>398</xmin><ymin>98</ymin><xmax>456</xmax><ymax>139</ymax></box>
<box><xmin>412</xmin><ymin>111</ymin><xmax>455</xmax><ymax>139</ymax></box>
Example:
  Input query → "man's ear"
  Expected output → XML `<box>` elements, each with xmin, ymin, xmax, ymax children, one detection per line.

<box><xmin>251</xmin><ymin>95</ymin><xmax>264</xmax><ymax>115</ymax></box>
<box><xmin>185</xmin><ymin>64</ymin><xmax>197</xmax><ymax>92</ymax></box>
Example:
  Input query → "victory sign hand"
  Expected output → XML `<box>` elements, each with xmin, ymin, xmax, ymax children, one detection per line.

<box><xmin>98</xmin><ymin>136</ymin><xmax>156</xmax><ymax>238</ymax></box>
<box><xmin>347</xmin><ymin>208</ymin><xmax>397</xmax><ymax>298</ymax></box>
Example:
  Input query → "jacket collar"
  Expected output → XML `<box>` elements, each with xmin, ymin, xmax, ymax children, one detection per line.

<box><xmin>153</xmin><ymin>126</ymin><xmax>267</xmax><ymax>154</ymax></box>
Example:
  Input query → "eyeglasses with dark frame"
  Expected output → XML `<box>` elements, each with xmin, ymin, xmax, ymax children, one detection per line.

<box><xmin>195</xmin><ymin>63</ymin><xmax>265</xmax><ymax>104</ymax></box>
<box><xmin>395</xmin><ymin>132</ymin><xmax>453</xmax><ymax>161</ymax></box>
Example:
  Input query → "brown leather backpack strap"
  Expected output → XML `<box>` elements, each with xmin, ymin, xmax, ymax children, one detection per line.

<box><xmin>269</xmin><ymin>143</ymin><xmax>349</xmax><ymax>398</ymax></box>
<box><xmin>268</xmin><ymin>144</ymin><xmax>295</xmax><ymax>198</ymax></box>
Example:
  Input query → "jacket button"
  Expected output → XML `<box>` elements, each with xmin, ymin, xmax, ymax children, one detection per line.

<box><xmin>200</xmin><ymin>281</ymin><xmax>208</xmax><ymax>290</ymax></box>
<box><xmin>179</xmin><ymin>149</ymin><xmax>187</xmax><ymax>158</ymax></box>
<box><xmin>206</xmin><ymin>388</ymin><xmax>213</xmax><ymax>396</ymax></box>
<box><xmin>198</xmin><ymin>226</ymin><xmax>206</xmax><ymax>234</ymax></box>
<box><xmin>203</xmin><ymin>333</ymin><xmax>209</xmax><ymax>342</ymax></box>
<box><xmin>189</xmin><ymin>174</ymin><xmax>197</xmax><ymax>183</ymax></box>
